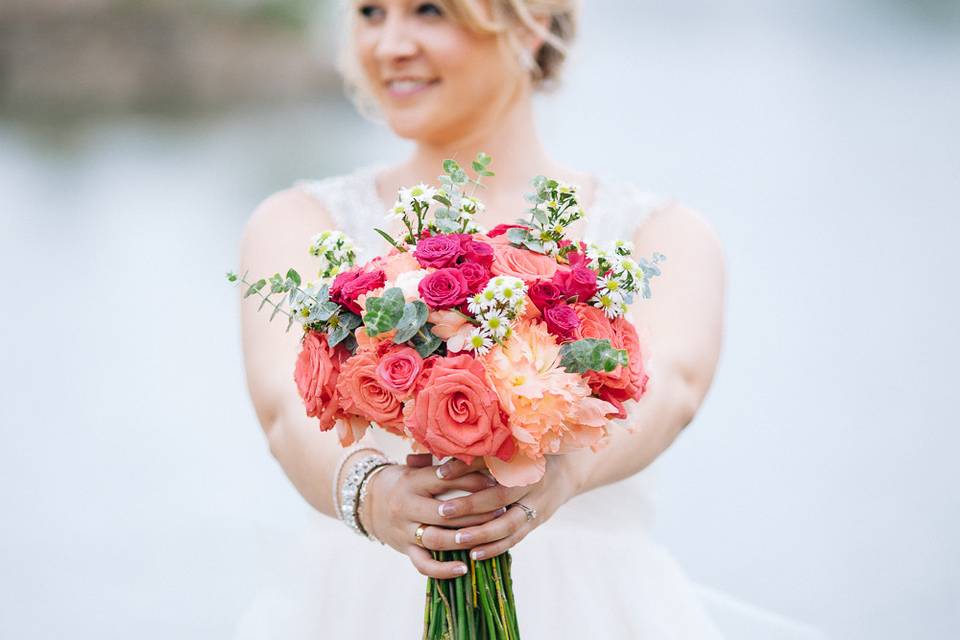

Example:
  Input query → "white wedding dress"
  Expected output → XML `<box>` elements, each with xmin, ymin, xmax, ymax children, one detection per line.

<box><xmin>234</xmin><ymin>165</ymin><xmax>815</xmax><ymax>639</ymax></box>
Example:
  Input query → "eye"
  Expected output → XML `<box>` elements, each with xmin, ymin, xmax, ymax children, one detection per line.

<box><xmin>358</xmin><ymin>4</ymin><xmax>385</xmax><ymax>20</ymax></box>
<box><xmin>415</xmin><ymin>2</ymin><xmax>444</xmax><ymax>17</ymax></box>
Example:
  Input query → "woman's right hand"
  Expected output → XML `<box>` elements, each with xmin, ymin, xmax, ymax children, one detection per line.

<box><xmin>360</xmin><ymin>454</ymin><xmax>507</xmax><ymax>579</ymax></box>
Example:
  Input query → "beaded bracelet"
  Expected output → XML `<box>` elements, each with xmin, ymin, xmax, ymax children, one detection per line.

<box><xmin>331</xmin><ymin>445</ymin><xmax>374</xmax><ymax>521</ymax></box>
<box><xmin>339</xmin><ymin>453</ymin><xmax>391</xmax><ymax>538</ymax></box>
<box><xmin>357</xmin><ymin>462</ymin><xmax>394</xmax><ymax>544</ymax></box>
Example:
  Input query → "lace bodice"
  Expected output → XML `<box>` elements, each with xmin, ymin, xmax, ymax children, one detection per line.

<box><xmin>296</xmin><ymin>163</ymin><xmax>668</xmax><ymax>262</ymax></box>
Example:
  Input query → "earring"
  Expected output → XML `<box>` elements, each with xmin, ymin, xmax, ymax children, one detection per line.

<box><xmin>517</xmin><ymin>48</ymin><xmax>537</xmax><ymax>73</ymax></box>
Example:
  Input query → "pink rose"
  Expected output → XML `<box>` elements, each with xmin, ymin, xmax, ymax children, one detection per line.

<box><xmin>330</xmin><ymin>268</ymin><xmax>386</xmax><ymax>315</ymax></box>
<box><xmin>459</xmin><ymin>262</ymin><xmax>492</xmax><ymax>294</ymax></box>
<box><xmin>294</xmin><ymin>331</ymin><xmax>347</xmax><ymax>431</ymax></box>
<box><xmin>378</xmin><ymin>251</ymin><xmax>421</xmax><ymax>281</ymax></box>
<box><xmin>405</xmin><ymin>355</ymin><xmax>516</xmax><ymax>464</ymax></box>
<box><xmin>528</xmin><ymin>280</ymin><xmax>565</xmax><ymax>311</ymax></box>
<box><xmin>490</xmin><ymin>244</ymin><xmax>559</xmax><ymax>282</ymax></box>
<box><xmin>487</xmin><ymin>223</ymin><xmax>530</xmax><ymax>238</ymax></box>
<box><xmin>462</xmin><ymin>240</ymin><xmax>494</xmax><ymax>268</ymax></box>
<box><xmin>418</xmin><ymin>268</ymin><xmax>470</xmax><ymax>309</ymax></box>
<box><xmin>552</xmin><ymin>265</ymin><xmax>598</xmax><ymax>303</ymax></box>
<box><xmin>543</xmin><ymin>304</ymin><xmax>580</xmax><ymax>341</ymax></box>
<box><xmin>375</xmin><ymin>346</ymin><xmax>423</xmax><ymax>398</ymax></box>
<box><xmin>336</xmin><ymin>350</ymin><xmax>406</xmax><ymax>435</ymax></box>
<box><xmin>414</xmin><ymin>235</ymin><xmax>464</xmax><ymax>269</ymax></box>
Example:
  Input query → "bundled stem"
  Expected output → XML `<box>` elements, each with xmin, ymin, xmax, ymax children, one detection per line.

<box><xmin>424</xmin><ymin>550</ymin><xmax>519</xmax><ymax>639</ymax></box>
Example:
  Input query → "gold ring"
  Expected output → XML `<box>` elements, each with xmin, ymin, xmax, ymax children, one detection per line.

<box><xmin>415</xmin><ymin>524</ymin><xmax>427</xmax><ymax>548</ymax></box>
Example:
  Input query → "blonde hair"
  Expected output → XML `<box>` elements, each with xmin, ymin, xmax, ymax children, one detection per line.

<box><xmin>336</xmin><ymin>0</ymin><xmax>579</xmax><ymax>117</ymax></box>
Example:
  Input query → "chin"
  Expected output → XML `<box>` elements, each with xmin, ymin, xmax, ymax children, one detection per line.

<box><xmin>385</xmin><ymin>111</ymin><xmax>449</xmax><ymax>142</ymax></box>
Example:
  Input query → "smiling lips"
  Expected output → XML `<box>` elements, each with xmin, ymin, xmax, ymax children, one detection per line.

<box><xmin>385</xmin><ymin>78</ymin><xmax>440</xmax><ymax>98</ymax></box>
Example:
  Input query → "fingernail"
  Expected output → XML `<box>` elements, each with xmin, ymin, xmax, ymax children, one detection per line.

<box><xmin>439</xmin><ymin>502</ymin><xmax>455</xmax><ymax>517</ymax></box>
<box><xmin>495</xmin><ymin>506</ymin><xmax>507</xmax><ymax>516</ymax></box>
<box><xmin>471</xmin><ymin>550</ymin><xmax>484</xmax><ymax>560</ymax></box>
<box><xmin>485</xmin><ymin>477</ymin><xmax>497</xmax><ymax>487</ymax></box>
<box><xmin>455</xmin><ymin>564</ymin><xmax>468</xmax><ymax>575</ymax></box>
<box><xmin>455</xmin><ymin>531</ymin><xmax>473</xmax><ymax>544</ymax></box>
<box><xmin>436</xmin><ymin>466</ymin><xmax>447</xmax><ymax>479</ymax></box>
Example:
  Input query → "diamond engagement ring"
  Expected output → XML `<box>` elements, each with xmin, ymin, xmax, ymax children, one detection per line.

<box><xmin>514</xmin><ymin>502</ymin><xmax>537</xmax><ymax>522</ymax></box>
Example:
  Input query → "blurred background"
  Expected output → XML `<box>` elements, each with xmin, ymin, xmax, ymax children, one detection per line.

<box><xmin>2</xmin><ymin>0</ymin><xmax>958</xmax><ymax>637</ymax></box>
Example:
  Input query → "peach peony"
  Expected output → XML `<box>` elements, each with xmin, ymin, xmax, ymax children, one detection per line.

<box><xmin>294</xmin><ymin>330</ymin><xmax>347</xmax><ymax>432</ymax></box>
<box><xmin>405</xmin><ymin>354</ymin><xmax>515</xmax><ymax>466</ymax></box>
<box><xmin>489</xmin><ymin>244</ymin><xmax>560</xmax><ymax>282</ymax></box>
<box><xmin>574</xmin><ymin>304</ymin><xmax>649</xmax><ymax>418</ymax></box>
<box><xmin>482</xmin><ymin>320</ymin><xmax>617</xmax><ymax>486</ymax></box>
<box><xmin>336</xmin><ymin>350</ymin><xmax>406</xmax><ymax>435</ymax></box>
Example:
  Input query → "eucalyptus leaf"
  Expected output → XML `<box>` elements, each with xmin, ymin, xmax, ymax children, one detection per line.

<box><xmin>411</xmin><ymin>323</ymin><xmax>442</xmax><ymax>357</ymax></box>
<box><xmin>244</xmin><ymin>279</ymin><xmax>266</xmax><ymax>298</ymax></box>
<box><xmin>393</xmin><ymin>301</ymin><xmax>429</xmax><ymax>343</ymax></box>
<box><xmin>327</xmin><ymin>323</ymin><xmax>351</xmax><ymax>347</ymax></box>
<box><xmin>314</xmin><ymin>301</ymin><xmax>341</xmax><ymax>322</ymax></box>
<box><xmin>559</xmin><ymin>338</ymin><xmax>629</xmax><ymax>373</ymax></box>
<box><xmin>506</xmin><ymin>227</ymin><xmax>529</xmax><ymax>245</ymax></box>
<box><xmin>286</xmin><ymin>269</ymin><xmax>301</xmax><ymax>287</ymax></box>
<box><xmin>362</xmin><ymin>287</ymin><xmax>405</xmax><ymax>336</ymax></box>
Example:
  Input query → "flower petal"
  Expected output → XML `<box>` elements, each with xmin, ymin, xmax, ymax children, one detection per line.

<box><xmin>484</xmin><ymin>452</ymin><xmax>545</xmax><ymax>487</ymax></box>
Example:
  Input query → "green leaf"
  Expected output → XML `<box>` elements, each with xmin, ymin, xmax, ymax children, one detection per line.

<box><xmin>327</xmin><ymin>323</ymin><xmax>351</xmax><ymax>347</ymax></box>
<box><xmin>374</xmin><ymin>228</ymin><xmax>401</xmax><ymax>250</ymax></box>
<box><xmin>472</xmin><ymin>160</ymin><xmax>484</xmax><ymax>173</ymax></box>
<box><xmin>411</xmin><ymin>324</ymin><xmax>442</xmax><ymax>358</ymax></box>
<box><xmin>226</xmin><ymin>271</ymin><xmax>239</xmax><ymax>282</ymax></box>
<box><xmin>393</xmin><ymin>301</ymin><xmax>429</xmax><ymax>343</ymax></box>
<box><xmin>432</xmin><ymin>193</ymin><xmax>452</xmax><ymax>207</ymax></box>
<box><xmin>286</xmin><ymin>269</ymin><xmax>301</xmax><ymax>287</ymax></box>
<box><xmin>362</xmin><ymin>287</ymin><xmax>405</xmax><ymax>336</ymax></box>
<box><xmin>314</xmin><ymin>301</ymin><xmax>340</xmax><ymax>322</ymax></box>
<box><xmin>506</xmin><ymin>227</ymin><xmax>529</xmax><ymax>245</ymax></box>
<box><xmin>244</xmin><ymin>279</ymin><xmax>266</xmax><ymax>298</ymax></box>
<box><xmin>476</xmin><ymin>151</ymin><xmax>491</xmax><ymax>166</ymax></box>
<box><xmin>443</xmin><ymin>159</ymin><xmax>460</xmax><ymax>174</ymax></box>
<box><xmin>481</xmin><ymin>170</ymin><xmax>495</xmax><ymax>177</ymax></box>
<box><xmin>559</xmin><ymin>338</ymin><xmax>629</xmax><ymax>373</ymax></box>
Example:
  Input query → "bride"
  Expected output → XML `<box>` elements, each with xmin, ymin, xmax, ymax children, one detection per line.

<box><xmin>237</xmin><ymin>0</ymin><xmax>726</xmax><ymax>637</ymax></box>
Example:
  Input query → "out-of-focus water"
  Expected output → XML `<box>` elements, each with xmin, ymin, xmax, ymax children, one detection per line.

<box><xmin>1</xmin><ymin>2</ymin><xmax>958</xmax><ymax>638</ymax></box>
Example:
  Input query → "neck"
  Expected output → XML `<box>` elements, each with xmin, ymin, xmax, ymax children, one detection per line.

<box><xmin>407</xmin><ymin>91</ymin><xmax>555</xmax><ymax>191</ymax></box>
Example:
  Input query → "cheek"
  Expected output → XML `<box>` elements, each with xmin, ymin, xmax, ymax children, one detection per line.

<box><xmin>427</xmin><ymin>33</ymin><xmax>511</xmax><ymax>99</ymax></box>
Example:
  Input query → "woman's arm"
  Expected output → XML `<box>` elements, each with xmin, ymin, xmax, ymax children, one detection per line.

<box><xmin>239</xmin><ymin>188</ymin><xmax>381</xmax><ymax>518</ymax></box>
<box><xmin>563</xmin><ymin>201</ymin><xmax>727</xmax><ymax>495</ymax></box>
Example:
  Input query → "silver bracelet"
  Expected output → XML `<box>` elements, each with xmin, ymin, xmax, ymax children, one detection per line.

<box><xmin>339</xmin><ymin>453</ymin><xmax>391</xmax><ymax>538</ymax></box>
<box><xmin>331</xmin><ymin>445</ymin><xmax>375</xmax><ymax>521</ymax></box>
<box><xmin>357</xmin><ymin>463</ymin><xmax>395</xmax><ymax>544</ymax></box>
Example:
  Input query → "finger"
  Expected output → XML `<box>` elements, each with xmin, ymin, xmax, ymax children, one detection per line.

<box><xmin>449</xmin><ymin>504</ymin><xmax>527</xmax><ymax>548</ymax></box>
<box><xmin>435</xmin><ymin>457</ymin><xmax>487</xmax><ymax>481</ymax></box>
<box><xmin>406</xmin><ymin>495</ymin><xmax>507</xmax><ymax>527</ymax></box>
<box><xmin>437</xmin><ymin>484</ymin><xmax>529</xmax><ymax>520</ymax></box>
<box><xmin>417</xmin><ymin>507</ymin><xmax>510</xmax><ymax>550</ymax></box>
<box><xmin>468</xmin><ymin>512</ymin><xmax>532</xmax><ymax>560</ymax></box>
<box><xmin>406</xmin><ymin>453</ymin><xmax>434</xmax><ymax>468</ymax></box>
<box><xmin>423</xmin><ymin>470</ymin><xmax>497</xmax><ymax>496</ymax></box>
<box><xmin>406</xmin><ymin>544</ymin><xmax>468</xmax><ymax>579</ymax></box>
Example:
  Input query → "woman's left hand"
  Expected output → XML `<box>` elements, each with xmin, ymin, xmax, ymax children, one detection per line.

<box><xmin>408</xmin><ymin>453</ymin><xmax>580</xmax><ymax>560</ymax></box>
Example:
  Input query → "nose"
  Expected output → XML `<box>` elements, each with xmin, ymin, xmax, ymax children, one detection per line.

<box><xmin>374</xmin><ymin>13</ymin><xmax>419</xmax><ymax>62</ymax></box>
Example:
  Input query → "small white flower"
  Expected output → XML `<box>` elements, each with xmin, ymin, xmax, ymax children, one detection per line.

<box><xmin>401</xmin><ymin>183</ymin><xmax>437</xmax><ymax>208</ymax></box>
<box><xmin>465</xmin><ymin>328</ymin><xmax>494</xmax><ymax>355</ymax></box>
<box><xmin>480</xmin><ymin>311</ymin><xmax>510</xmax><ymax>338</ymax></box>
<box><xmin>467</xmin><ymin>292</ymin><xmax>487</xmax><ymax>315</ymax></box>
<box><xmin>386</xmin><ymin>202</ymin><xmax>407</xmax><ymax>220</ymax></box>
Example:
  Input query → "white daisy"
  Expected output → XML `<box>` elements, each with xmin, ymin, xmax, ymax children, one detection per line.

<box><xmin>467</xmin><ymin>293</ymin><xmax>487</xmax><ymax>316</ymax></box>
<box><xmin>480</xmin><ymin>311</ymin><xmax>510</xmax><ymax>338</ymax></box>
<box><xmin>401</xmin><ymin>183</ymin><xmax>437</xmax><ymax>208</ymax></box>
<box><xmin>465</xmin><ymin>328</ymin><xmax>494</xmax><ymax>355</ymax></box>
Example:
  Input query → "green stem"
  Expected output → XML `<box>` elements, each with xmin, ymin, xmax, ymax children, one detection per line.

<box><xmin>423</xmin><ymin>577</ymin><xmax>432</xmax><ymax>640</ymax></box>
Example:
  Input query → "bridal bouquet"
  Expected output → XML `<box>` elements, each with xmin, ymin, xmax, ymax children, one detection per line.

<box><xmin>230</xmin><ymin>153</ymin><xmax>664</xmax><ymax>639</ymax></box>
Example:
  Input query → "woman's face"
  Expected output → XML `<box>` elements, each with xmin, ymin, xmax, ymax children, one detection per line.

<box><xmin>352</xmin><ymin>0</ymin><xmax>525</xmax><ymax>143</ymax></box>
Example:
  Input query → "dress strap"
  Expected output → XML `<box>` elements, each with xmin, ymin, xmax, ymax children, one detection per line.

<box><xmin>584</xmin><ymin>178</ymin><xmax>669</xmax><ymax>246</ymax></box>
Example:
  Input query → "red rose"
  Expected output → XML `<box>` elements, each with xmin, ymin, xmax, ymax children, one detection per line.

<box><xmin>330</xmin><ymin>268</ymin><xmax>386</xmax><ymax>315</ymax></box>
<box><xmin>543</xmin><ymin>304</ymin><xmax>581</xmax><ymax>341</ymax></box>
<box><xmin>462</xmin><ymin>240</ymin><xmax>494</xmax><ymax>268</ymax></box>
<box><xmin>552</xmin><ymin>265</ymin><xmax>598</xmax><ymax>303</ymax></box>
<box><xmin>375</xmin><ymin>346</ymin><xmax>423</xmax><ymax>398</ymax></box>
<box><xmin>414</xmin><ymin>235</ymin><xmax>464</xmax><ymax>269</ymax></box>
<box><xmin>459</xmin><ymin>262</ymin><xmax>492</xmax><ymax>294</ymax></box>
<box><xmin>294</xmin><ymin>331</ymin><xmax>347</xmax><ymax>430</ymax></box>
<box><xmin>487</xmin><ymin>223</ymin><xmax>530</xmax><ymax>238</ymax></box>
<box><xmin>405</xmin><ymin>354</ymin><xmax>515</xmax><ymax>464</ymax></box>
<box><xmin>528</xmin><ymin>280</ymin><xmax>565</xmax><ymax>311</ymax></box>
<box><xmin>418</xmin><ymin>268</ymin><xmax>470</xmax><ymax>309</ymax></box>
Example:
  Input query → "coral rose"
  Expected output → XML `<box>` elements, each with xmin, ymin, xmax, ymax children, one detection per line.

<box><xmin>490</xmin><ymin>244</ymin><xmax>559</xmax><ymax>282</ymax></box>
<box><xmin>336</xmin><ymin>350</ymin><xmax>406</xmax><ymax>434</ymax></box>
<box><xmin>294</xmin><ymin>331</ymin><xmax>347</xmax><ymax>431</ymax></box>
<box><xmin>574</xmin><ymin>304</ymin><xmax>648</xmax><ymax>418</ymax></box>
<box><xmin>405</xmin><ymin>354</ymin><xmax>515</xmax><ymax>465</ymax></box>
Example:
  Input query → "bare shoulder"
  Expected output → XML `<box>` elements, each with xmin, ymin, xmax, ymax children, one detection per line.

<box><xmin>634</xmin><ymin>199</ymin><xmax>725</xmax><ymax>266</ymax></box>
<box><xmin>243</xmin><ymin>187</ymin><xmax>335</xmax><ymax>240</ymax></box>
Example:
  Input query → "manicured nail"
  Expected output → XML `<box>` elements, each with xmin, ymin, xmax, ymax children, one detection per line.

<box><xmin>436</xmin><ymin>466</ymin><xmax>447</xmax><ymax>479</ymax></box>
<box><xmin>455</xmin><ymin>531</ymin><xmax>473</xmax><ymax>544</ymax></box>
<box><xmin>471</xmin><ymin>550</ymin><xmax>484</xmax><ymax>560</ymax></box>
<box><xmin>439</xmin><ymin>502</ymin><xmax>456</xmax><ymax>517</ymax></box>
<box><xmin>454</xmin><ymin>564</ymin><xmax>468</xmax><ymax>575</ymax></box>
<box><xmin>495</xmin><ymin>506</ymin><xmax>507</xmax><ymax>516</ymax></box>
<box><xmin>485</xmin><ymin>477</ymin><xmax>497</xmax><ymax>487</ymax></box>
